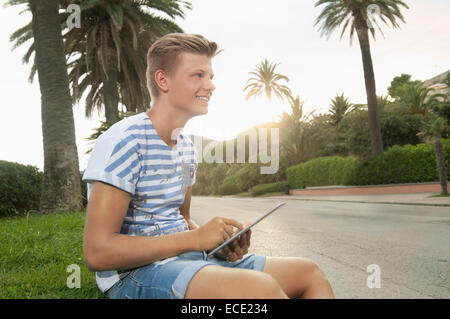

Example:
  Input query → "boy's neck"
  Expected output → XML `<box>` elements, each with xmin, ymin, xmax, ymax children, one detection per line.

<box><xmin>145</xmin><ymin>102</ymin><xmax>190</xmax><ymax>149</ymax></box>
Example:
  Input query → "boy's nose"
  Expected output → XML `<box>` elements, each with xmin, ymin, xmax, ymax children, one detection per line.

<box><xmin>205</xmin><ymin>79</ymin><xmax>216</xmax><ymax>92</ymax></box>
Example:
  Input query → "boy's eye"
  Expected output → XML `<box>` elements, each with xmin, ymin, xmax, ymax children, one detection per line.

<box><xmin>194</xmin><ymin>73</ymin><xmax>213</xmax><ymax>80</ymax></box>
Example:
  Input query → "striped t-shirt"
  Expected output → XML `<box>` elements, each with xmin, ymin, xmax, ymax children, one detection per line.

<box><xmin>82</xmin><ymin>112</ymin><xmax>198</xmax><ymax>293</ymax></box>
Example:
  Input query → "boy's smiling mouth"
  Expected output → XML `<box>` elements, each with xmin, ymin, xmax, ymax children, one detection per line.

<box><xmin>196</xmin><ymin>96</ymin><xmax>210</xmax><ymax>102</ymax></box>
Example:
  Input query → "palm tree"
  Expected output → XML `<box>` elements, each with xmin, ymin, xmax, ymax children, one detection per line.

<box><xmin>244</xmin><ymin>58</ymin><xmax>292</xmax><ymax>105</ymax></box>
<box><xmin>418</xmin><ymin>112</ymin><xmax>449</xmax><ymax>196</ymax></box>
<box><xmin>328</xmin><ymin>93</ymin><xmax>354</xmax><ymax>127</ymax></box>
<box><xmin>28</xmin><ymin>0</ymin><xmax>83</xmax><ymax>213</ymax></box>
<box><xmin>399</xmin><ymin>83</ymin><xmax>446</xmax><ymax>116</ymax></box>
<box><xmin>9</xmin><ymin>0</ymin><xmax>191</xmax><ymax>124</ymax></box>
<box><xmin>314</xmin><ymin>0</ymin><xmax>409</xmax><ymax>156</ymax></box>
<box><xmin>280</xmin><ymin>94</ymin><xmax>314</xmax><ymax>165</ymax></box>
<box><xmin>444</xmin><ymin>73</ymin><xmax>450</xmax><ymax>88</ymax></box>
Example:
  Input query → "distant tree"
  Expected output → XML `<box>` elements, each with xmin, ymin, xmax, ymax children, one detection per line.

<box><xmin>387</xmin><ymin>73</ymin><xmax>421</xmax><ymax>101</ymax></box>
<box><xmin>328</xmin><ymin>93</ymin><xmax>354</xmax><ymax>127</ymax></box>
<box><xmin>400</xmin><ymin>83</ymin><xmax>446</xmax><ymax>116</ymax></box>
<box><xmin>314</xmin><ymin>0</ymin><xmax>409</xmax><ymax>156</ymax></box>
<box><xmin>279</xmin><ymin>94</ymin><xmax>313</xmax><ymax>165</ymax></box>
<box><xmin>417</xmin><ymin>81</ymin><xmax>450</xmax><ymax>195</ymax></box>
<box><xmin>339</xmin><ymin>101</ymin><xmax>424</xmax><ymax>159</ymax></box>
<box><xmin>305</xmin><ymin>113</ymin><xmax>348</xmax><ymax>158</ymax></box>
<box><xmin>432</xmin><ymin>73</ymin><xmax>450</xmax><ymax>122</ymax></box>
<box><xmin>377</xmin><ymin>95</ymin><xmax>391</xmax><ymax>111</ymax></box>
<box><xmin>244</xmin><ymin>59</ymin><xmax>292</xmax><ymax>104</ymax></box>
<box><xmin>418</xmin><ymin>112</ymin><xmax>449</xmax><ymax>195</ymax></box>
<box><xmin>380</xmin><ymin>102</ymin><xmax>422</xmax><ymax>147</ymax></box>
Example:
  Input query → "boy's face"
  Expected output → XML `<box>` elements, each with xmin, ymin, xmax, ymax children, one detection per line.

<box><xmin>166</xmin><ymin>52</ymin><xmax>216</xmax><ymax>117</ymax></box>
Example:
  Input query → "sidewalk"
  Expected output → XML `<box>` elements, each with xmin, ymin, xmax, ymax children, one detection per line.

<box><xmin>269</xmin><ymin>182</ymin><xmax>450</xmax><ymax>207</ymax></box>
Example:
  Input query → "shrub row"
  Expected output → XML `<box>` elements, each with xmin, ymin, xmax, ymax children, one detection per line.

<box><xmin>0</xmin><ymin>160</ymin><xmax>43</xmax><ymax>216</ymax></box>
<box><xmin>250</xmin><ymin>181</ymin><xmax>288</xmax><ymax>197</ymax></box>
<box><xmin>0</xmin><ymin>161</ymin><xmax>88</xmax><ymax>217</ymax></box>
<box><xmin>217</xmin><ymin>176</ymin><xmax>241</xmax><ymax>195</ymax></box>
<box><xmin>286</xmin><ymin>139</ymin><xmax>450</xmax><ymax>188</ymax></box>
<box><xmin>286</xmin><ymin>156</ymin><xmax>357</xmax><ymax>188</ymax></box>
<box><xmin>348</xmin><ymin>139</ymin><xmax>450</xmax><ymax>185</ymax></box>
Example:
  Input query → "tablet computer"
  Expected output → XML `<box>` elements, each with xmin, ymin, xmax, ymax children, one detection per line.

<box><xmin>205</xmin><ymin>202</ymin><xmax>286</xmax><ymax>259</ymax></box>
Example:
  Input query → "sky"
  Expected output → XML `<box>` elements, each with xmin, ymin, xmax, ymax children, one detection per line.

<box><xmin>0</xmin><ymin>0</ymin><xmax>449</xmax><ymax>171</ymax></box>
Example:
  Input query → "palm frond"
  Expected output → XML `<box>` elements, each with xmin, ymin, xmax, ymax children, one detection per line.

<box><xmin>8</xmin><ymin>0</ymin><xmax>191</xmax><ymax>122</ymax></box>
<box><xmin>314</xmin><ymin>0</ymin><xmax>409</xmax><ymax>43</ymax></box>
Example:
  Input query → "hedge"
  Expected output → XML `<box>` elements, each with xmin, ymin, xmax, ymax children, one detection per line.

<box><xmin>286</xmin><ymin>139</ymin><xmax>450</xmax><ymax>188</ymax></box>
<box><xmin>217</xmin><ymin>176</ymin><xmax>242</xmax><ymax>195</ymax></box>
<box><xmin>250</xmin><ymin>181</ymin><xmax>288</xmax><ymax>197</ymax></box>
<box><xmin>0</xmin><ymin>160</ymin><xmax>43</xmax><ymax>217</ymax></box>
<box><xmin>0</xmin><ymin>161</ymin><xmax>88</xmax><ymax>217</ymax></box>
<box><xmin>286</xmin><ymin>156</ymin><xmax>357</xmax><ymax>189</ymax></box>
<box><xmin>348</xmin><ymin>139</ymin><xmax>450</xmax><ymax>185</ymax></box>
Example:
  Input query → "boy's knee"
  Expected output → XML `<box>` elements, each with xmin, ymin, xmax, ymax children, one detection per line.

<box><xmin>300</xmin><ymin>258</ymin><xmax>327</xmax><ymax>277</ymax></box>
<box><xmin>241</xmin><ymin>272</ymin><xmax>287</xmax><ymax>299</ymax></box>
<box><xmin>312</xmin><ymin>263</ymin><xmax>329</xmax><ymax>282</ymax></box>
<box><xmin>291</xmin><ymin>258</ymin><xmax>330</xmax><ymax>289</ymax></box>
<box><xmin>304</xmin><ymin>261</ymin><xmax>331</xmax><ymax>288</ymax></box>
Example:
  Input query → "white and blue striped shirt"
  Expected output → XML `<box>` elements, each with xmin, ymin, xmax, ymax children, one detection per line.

<box><xmin>82</xmin><ymin>112</ymin><xmax>198</xmax><ymax>292</ymax></box>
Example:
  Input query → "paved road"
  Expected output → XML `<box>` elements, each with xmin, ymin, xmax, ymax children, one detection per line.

<box><xmin>190</xmin><ymin>196</ymin><xmax>450</xmax><ymax>299</ymax></box>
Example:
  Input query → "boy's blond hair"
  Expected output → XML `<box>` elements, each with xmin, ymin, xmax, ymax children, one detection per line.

<box><xmin>146</xmin><ymin>33</ymin><xmax>222</xmax><ymax>100</ymax></box>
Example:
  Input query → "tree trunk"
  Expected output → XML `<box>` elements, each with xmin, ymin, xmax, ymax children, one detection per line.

<box><xmin>30</xmin><ymin>0</ymin><xmax>82</xmax><ymax>213</ymax></box>
<box><xmin>354</xmin><ymin>11</ymin><xmax>384</xmax><ymax>156</ymax></box>
<box><xmin>101</xmin><ymin>44</ymin><xmax>120</xmax><ymax>124</ymax></box>
<box><xmin>434</xmin><ymin>137</ymin><xmax>448</xmax><ymax>195</ymax></box>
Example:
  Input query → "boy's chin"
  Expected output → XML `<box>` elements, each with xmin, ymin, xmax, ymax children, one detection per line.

<box><xmin>176</xmin><ymin>104</ymin><xmax>208</xmax><ymax>117</ymax></box>
<box><xmin>192</xmin><ymin>105</ymin><xmax>208</xmax><ymax>116</ymax></box>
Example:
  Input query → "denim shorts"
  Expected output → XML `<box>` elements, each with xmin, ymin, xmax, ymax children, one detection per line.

<box><xmin>107</xmin><ymin>251</ymin><xmax>266</xmax><ymax>299</ymax></box>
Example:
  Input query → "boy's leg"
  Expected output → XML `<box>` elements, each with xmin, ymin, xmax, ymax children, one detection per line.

<box><xmin>184</xmin><ymin>265</ymin><xmax>288</xmax><ymax>299</ymax></box>
<box><xmin>262</xmin><ymin>256</ymin><xmax>335</xmax><ymax>299</ymax></box>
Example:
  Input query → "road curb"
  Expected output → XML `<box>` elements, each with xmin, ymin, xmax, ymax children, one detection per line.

<box><xmin>266</xmin><ymin>196</ymin><xmax>450</xmax><ymax>207</ymax></box>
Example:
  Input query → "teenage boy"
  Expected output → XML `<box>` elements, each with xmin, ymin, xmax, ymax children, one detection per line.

<box><xmin>82</xmin><ymin>33</ymin><xmax>335</xmax><ymax>299</ymax></box>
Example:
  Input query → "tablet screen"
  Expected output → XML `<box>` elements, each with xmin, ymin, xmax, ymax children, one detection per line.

<box><xmin>205</xmin><ymin>202</ymin><xmax>286</xmax><ymax>259</ymax></box>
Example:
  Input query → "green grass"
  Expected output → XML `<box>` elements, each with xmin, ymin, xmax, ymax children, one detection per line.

<box><xmin>0</xmin><ymin>211</ymin><xmax>105</xmax><ymax>299</ymax></box>
<box><xmin>234</xmin><ymin>192</ymin><xmax>252</xmax><ymax>197</ymax></box>
<box><xmin>260</xmin><ymin>192</ymin><xmax>285</xmax><ymax>197</ymax></box>
<box><xmin>233</xmin><ymin>191</ymin><xmax>285</xmax><ymax>198</ymax></box>
<box><xmin>428</xmin><ymin>193</ymin><xmax>450</xmax><ymax>198</ymax></box>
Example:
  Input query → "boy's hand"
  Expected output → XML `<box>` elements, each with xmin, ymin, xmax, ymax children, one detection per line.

<box><xmin>192</xmin><ymin>216</ymin><xmax>243</xmax><ymax>252</ymax></box>
<box><xmin>213</xmin><ymin>221</ymin><xmax>252</xmax><ymax>262</ymax></box>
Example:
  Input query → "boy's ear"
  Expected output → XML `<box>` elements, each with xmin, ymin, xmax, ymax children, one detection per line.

<box><xmin>155</xmin><ymin>70</ymin><xmax>169</xmax><ymax>93</ymax></box>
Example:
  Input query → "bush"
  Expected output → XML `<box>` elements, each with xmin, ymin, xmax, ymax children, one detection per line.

<box><xmin>233</xmin><ymin>164</ymin><xmax>261</xmax><ymax>192</ymax></box>
<box><xmin>286</xmin><ymin>156</ymin><xmax>357</xmax><ymax>189</ymax></box>
<box><xmin>250</xmin><ymin>181</ymin><xmax>288</xmax><ymax>197</ymax></box>
<box><xmin>217</xmin><ymin>176</ymin><xmax>241</xmax><ymax>195</ymax></box>
<box><xmin>286</xmin><ymin>139</ymin><xmax>450</xmax><ymax>188</ymax></box>
<box><xmin>192</xmin><ymin>183</ymin><xmax>208</xmax><ymax>196</ymax></box>
<box><xmin>0</xmin><ymin>161</ymin><xmax>87</xmax><ymax>217</ymax></box>
<box><xmin>0</xmin><ymin>160</ymin><xmax>43</xmax><ymax>217</ymax></box>
<box><xmin>348</xmin><ymin>139</ymin><xmax>450</xmax><ymax>185</ymax></box>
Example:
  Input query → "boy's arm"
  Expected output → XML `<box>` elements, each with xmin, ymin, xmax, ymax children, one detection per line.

<box><xmin>180</xmin><ymin>186</ymin><xmax>199</xmax><ymax>230</ymax></box>
<box><xmin>83</xmin><ymin>181</ymin><xmax>199</xmax><ymax>272</ymax></box>
<box><xmin>84</xmin><ymin>182</ymin><xmax>243</xmax><ymax>271</ymax></box>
